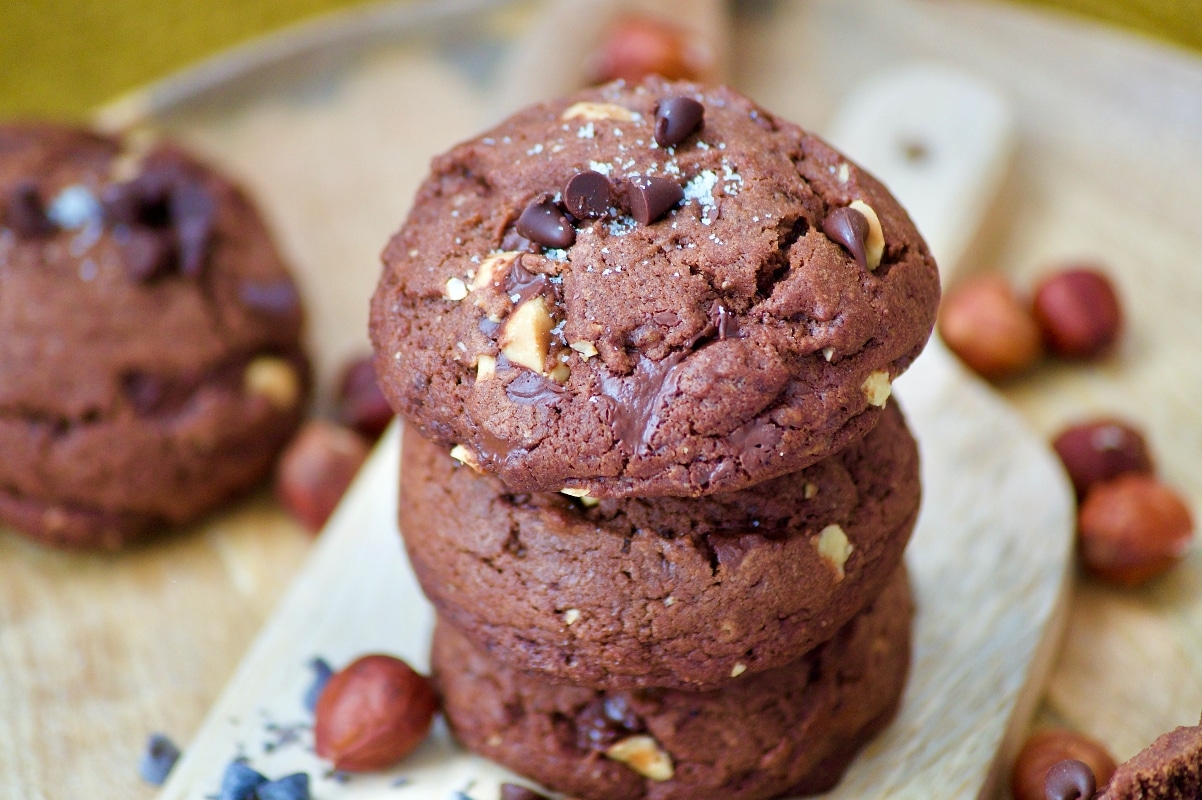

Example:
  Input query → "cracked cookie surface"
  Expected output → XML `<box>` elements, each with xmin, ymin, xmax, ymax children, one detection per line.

<box><xmin>401</xmin><ymin>399</ymin><xmax>919</xmax><ymax>690</ymax></box>
<box><xmin>0</xmin><ymin>124</ymin><xmax>309</xmax><ymax>548</ymax></box>
<box><xmin>371</xmin><ymin>77</ymin><xmax>939</xmax><ymax>497</ymax></box>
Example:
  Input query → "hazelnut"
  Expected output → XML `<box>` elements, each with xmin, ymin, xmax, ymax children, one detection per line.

<box><xmin>1077</xmin><ymin>474</ymin><xmax>1194</xmax><ymax>587</ymax></box>
<box><xmin>938</xmin><ymin>274</ymin><xmax>1043</xmax><ymax>380</ymax></box>
<box><xmin>605</xmin><ymin>734</ymin><xmax>674</xmax><ymax>781</ymax></box>
<box><xmin>476</xmin><ymin>354</ymin><xmax>497</xmax><ymax>381</ymax></box>
<box><xmin>860</xmin><ymin>370</ymin><xmax>892</xmax><ymax>407</ymax></box>
<box><xmin>471</xmin><ymin>251</ymin><xmax>519</xmax><ymax>291</ymax></box>
<box><xmin>1052</xmin><ymin>418</ymin><xmax>1154</xmax><ymax>499</ymax></box>
<box><xmin>500</xmin><ymin>296</ymin><xmax>554</xmax><ymax>374</ymax></box>
<box><xmin>587</xmin><ymin>15</ymin><xmax>711</xmax><ymax>85</ymax></box>
<box><xmin>275</xmin><ymin>421</ymin><xmax>370</xmax><ymax>532</ymax></box>
<box><xmin>314</xmin><ymin>654</ymin><xmax>438</xmax><ymax>772</ymax></box>
<box><xmin>1011</xmin><ymin>728</ymin><xmax>1116</xmax><ymax>800</ymax></box>
<box><xmin>335</xmin><ymin>355</ymin><xmax>393</xmax><ymax>442</ymax></box>
<box><xmin>1032</xmin><ymin>267</ymin><xmax>1123</xmax><ymax>359</ymax></box>
<box><xmin>444</xmin><ymin>276</ymin><xmax>468</xmax><ymax>301</ymax></box>
<box><xmin>814</xmin><ymin>524</ymin><xmax>853</xmax><ymax>581</ymax></box>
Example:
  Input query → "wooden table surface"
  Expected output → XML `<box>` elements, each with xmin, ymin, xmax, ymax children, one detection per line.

<box><xmin>2</xmin><ymin>1</ymin><xmax>1201</xmax><ymax>798</ymax></box>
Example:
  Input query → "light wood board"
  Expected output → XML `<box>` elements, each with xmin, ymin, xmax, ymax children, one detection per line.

<box><xmin>1</xmin><ymin>0</ymin><xmax>1200</xmax><ymax>798</ymax></box>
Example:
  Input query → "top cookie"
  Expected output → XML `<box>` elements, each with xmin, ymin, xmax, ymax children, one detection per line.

<box><xmin>371</xmin><ymin>78</ymin><xmax>939</xmax><ymax>497</ymax></box>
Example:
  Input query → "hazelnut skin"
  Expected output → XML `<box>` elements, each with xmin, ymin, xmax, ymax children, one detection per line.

<box><xmin>1032</xmin><ymin>267</ymin><xmax>1123</xmax><ymax>359</ymax></box>
<box><xmin>1078</xmin><ymin>474</ymin><xmax>1194</xmax><ymax>587</ymax></box>
<box><xmin>588</xmin><ymin>15</ymin><xmax>711</xmax><ymax>84</ymax></box>
<box><xmin>1052</xmin><ymin>418</ymin><xmax>1155</xmax><ymax>499</ymax></box>
<box><xmin>314</xmin><ymin>654</ymin><xmax>439</xmax><ymax>772</ymax></box>
<box><xmin>275</xmin><ymin>420</ymin><xmax>370</xmax><ymax>532</ymax></box>
<box><xmin>938</xmin><ymin>274</ymin><xmax>1043</xmax><ymax>380</ymax></box>
<box><xmin>1011</xmin><ymin>728</ymin><xmax>1117</xmax><ymax>800</ymax></box>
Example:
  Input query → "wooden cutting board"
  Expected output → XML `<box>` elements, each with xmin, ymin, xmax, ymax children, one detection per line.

<box><xmin>2</xmin><ymin>0</ymin><xmax>1200</xmax><ymax>798</ymax></box>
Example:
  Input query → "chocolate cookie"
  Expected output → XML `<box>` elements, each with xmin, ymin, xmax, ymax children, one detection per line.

<box><xmin>401</xmin><ymin>398</ymin><xmax>918</xmax><ymax>690</ymax></box>
<box><xmin>1098</xmin><ymin>718</ymin><xmax>1202</xmax><ymax>800</ymax></box>
<box><xmin>371</xmin><ymin>77</ymin><xmax>939</xmax><ymax>497</ymax></box>
<box><xmin>433</xmin><ymin>567</ymin><xmax>913</xmax><ymax>800</ymax></box>
<box><xmin>0</xmin><ymin>124</ymin><xmax>309</xmax><ymax>549</ymax></box>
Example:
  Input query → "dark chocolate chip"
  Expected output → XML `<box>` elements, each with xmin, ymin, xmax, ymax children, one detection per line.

<box><xmin>478</xmin><ymin>317</ymin><xmax>502</xmax><ymax>338</ymax></box>
<box><xmin>576</xmin><ymin>694</ymin><xmax>646</xmax><ymax>752</ymax></box>
<box><xmin>563</xmin><ymin>171</ymin><xmax>613</xmax><ymax>219</ymax></box>
<box><xmin>120</xmin><ymin>228</ymin><xmax>178</xmax><ymax>283</ymax></box>
<box><xmin>1045</xmin><ymin>759</ymin><xmax>1096</xmax><ymax>800</ymax></box>
<box><xmin>303</xmin><ymin>657</ymin><xmax>334</xmax><ymax>714</ymax></box>
<box><xmin>625</xmin><ymin>176</ymin><xmax>683</xmax><ymax>225</ymax></box>
<box><xmin>709</xmin><ymin>302</ymin><xmax>738</xmax><ymax>340</ymax></box>
<box><xmin>822</xmin><ymin>206</ymin><xmax>870</xmax><ymax>270</ymax></box>
<box><xmin>500</xmin><ymin>784</ymin><xmax>550</xmax><ymax>800</ymax></box>
<box><xmin>137</xmin><ymin>733</ymin><xmax>181</xmax><ymax>786</ymax></box>
<box><xmin>515</xmin><ymin>197</ymin><xmax>575</xmax><ymax>249</ymax></box>
<box><xmin>239</xmin><ymin>279</ymin><xmax>299</xmax><ymax>316</ymax></box>
<box><xmin>171</xmin><ymin>179</ymin><xmax>215</xmax><ymax>277</ymax></box>
<box><xmin>256</xmin><ymin>772</ymin><xmax>311</xmax><ymax>800</ymax></box>
<box><xmin>503</xmin><ymin>254</ymin><xmax>550</xmax><ymax>304</ymax></box>
<box><xmin>7</xmin><ymin>182</ymin><xmax>57</xmax><ymax>238</ymax></box>
<box><xmin>505</xmin><ymin>371</ymin><xmax>566</xmax><ymax>406</ymax></box>
<box><xmin>500</xmin><ymin>226</ymin><xmax>536</xmax><ymax>253</ymax></box>
<box><xmin>218</xmin><ymin>760</ymin><xmax>267</xmax><ymax>800</ymax></box>
<box><xmin>654</xmin><ymin>96</ymin><xmax>705</xmax><ymax>148</ymax></box>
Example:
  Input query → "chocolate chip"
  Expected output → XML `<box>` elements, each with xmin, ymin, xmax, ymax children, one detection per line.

<box><xmin>563</xmin><ymin>171</ymin><xmax>613</xmax><ymax>219</ymax></box>
<box><xmin>1044</xmin><ymin>759</ymin><xmax>1096</xmax><ymax>800</ymax></box>
<box><xmin>500</xmin><ymin>226</ymin><xmax>536</xmax><ymax>253</ymax></box>
<box><xmin>625</xmin><ymin>176</ymin><xmax>683</xmax><ymax>225</ymax></box>
<box><xmin>137</xmin><ymin>733</ymin><xmax>181</xmax><ymax>786</ymax></box>
<box><xmin>240</xmin><ymin>279</ymin><xmax>300</xmax><ymax>316</ymax></box>
<box><xmin>500</xmin><ymin>784</ymin><xmax>550</xmax><ymax>800</ymax></box>
<box><xmin>515</xmin><ymin>197</ymin><xmax>575</xmax><ymax>249</ymax></box>
<box><xmin>709</xmin><ymin>301</ymin><xmax>739</xmax><ymax>340</ymax></box>
<box><xmin>654</xmin><ymin>96</ymin><xmax>704</xmax><ymax>148</ymax></box>
<box><xmin>6</xmin><ymin>182</ymin><xmax>56</xmax><ymax>238</ymax></box>
<box><xmin>171</xmin><ymin>179</ymin><xmax>215</xmax><ymax>277</ymax></box>
<box><xmin>505</xmin><ymin>371</ymin><xmax>566</xmax><ymax>406</ymax></box>
<box><xmin>219</xmin><ymin>760</ymin><xmax>267</xmax><ymax>800</ymax></box>
<box><xmin>576</xmin><ymin>694</ymin><xmax>646</xmax><ymax>752</ymax></box>
<box><xmin>256</xmin><ymin>773</ymin><xmax>311</xmax><ymax>800</ymax></box>
<box><xmin>120</xmin><ymin>227</ymin><xmax>177</xmax><ymax>282</ymax></box>
<box><xmin>822</xmin><ymin>206</ymin><xmax>870</xmax><ymax>270</ymax></box>
<box><xmin>303</xmin><ymin>657</ymin><xmax>334</xmax><ymax>713</ymax></box>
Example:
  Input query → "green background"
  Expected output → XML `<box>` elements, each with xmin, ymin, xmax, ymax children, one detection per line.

<box><xmin>1</xmin><ymin>0</ymin><xmax>1200</xmax><ymax>119</ymax></box>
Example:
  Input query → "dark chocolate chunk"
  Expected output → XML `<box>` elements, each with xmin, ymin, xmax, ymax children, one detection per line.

<box><xmin>120</xmin><ymin>227</ymin><xmax>177</xmax><ymax>282</ymax></box>
<box><xmin>654</xmin><ymin>96</ymin><xmax>705</xmax><ymax>148</ymax></box>
<box><xmin>218</xmin><ymin>760</ymin><xmax>267</xmax><ymax>800</ymax></box>
<box><xmin>171</xmin><ymin>179</ymin><xmax>215</xmax><ymax>277</ymax></box>
<box><xmin>709</xmin><ymin>301</ymin><xmax>738</xmax><ymax>340</ymax></box>
<box><xmin>137</xmin><ymin>732</ymin><xmax>181</xmax><ymax>786</ymax></box>
<box><xmin>515</xmin><ymin>197</ymin><xmax>575</xmax><ymax>249</ymax></box>
<box><xmin>624</xmin><ymin>175</ymin><xmax>683</xmax><ymax>225</ymax></box>
<box><xmin>503</xmin><ymin>254</ymin><xmax>550</xmax><ymax>304</ymax></box>
<box><xmin>563</xmin><ymin>171</ymin><xmax>613</xmax><ymax>219</ymax></box>
<box><xmin>303</xmin><ymin>656</ymin><xmax>334</xmax><ymax>714</ymax></box>
<box><xmin>6</xmin><ymin>181</ymin><xmax>57</xmax><ymax>238</ymax></box>
<box><xmin>500</xmin><ymin>225</ymin><xmax>536</xmax><ymax>253</ymax></box>
<box><xmin>822</xmin><ymin>206</ymin><xmax>870</xmax><ymax>270</ymax></box>
<box><xmin>505</xmin><ymin>371</ymin><xmax>566</xmax><ymax>406</ymax></box>
<box><xmin>500</xmin><ymin>784</ymin><xmax>550</xmax><ymax>800</ymax></box>
<box><xmin>1045</xmin><ymin>759</ymin><xmax>1096</xmax><ymax>800</ymax></box>
<box><xmin>576</xmin><ymin>694</ymin><xmax>645</xmax><ymax>752</ymax></box>
<box><xmin>256</xmin><ymin>772</ymin><xmax>311</xmax><ymax>800</ymax></box>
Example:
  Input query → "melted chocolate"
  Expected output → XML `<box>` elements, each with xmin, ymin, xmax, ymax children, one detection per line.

<box><xmin>505</xmin><ymin>371</ymin><xmax>567</xmax><ymax>406</ymax></box>
<box><xmin>594</xmin><ymin>352</ymin><xmax>686</xmax><ymax>454</ymax></box>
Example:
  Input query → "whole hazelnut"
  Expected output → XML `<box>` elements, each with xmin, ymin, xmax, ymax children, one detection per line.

<box><xmin>314</xmin><ymin>654</ymin><xmax>438</xmax><ymax>772</ymax></box>
<box><xmin>275</xmin><ymin>420</ymin><xmax>370</xmax><ymax>532</ymax></box>
<box><xmin>1078</xmin><ymin>474</ymin><xmax>1194</xmax><ymax>587</ymax></box>
<box><xmin>335</xmin><ymin>355</ymin><xmax>393</xmax><ymax>442</ymax></box>
<box><xmin>938</xmin><ymin>274</ymin><xmax>1043</xmax><ymax>380</ymax></box>
<box><xmin>587</xmin><ymin>15</ymin><xmax>712</xmax><ymax>85</ymax></box>
<box><xmin>1052</xmin><ymin>418</ymin><xmax>1155</xmax><ymax>499</ymax></box>
<box><xmin>1011</xmin><ymin>728</ymin><xmax>1117</xmax><ymax>800</ymax></box>
<box><xmin>1032</xmin><ymin>267</ymin><xmax>1123</xmax><ymax>359</ymax></box>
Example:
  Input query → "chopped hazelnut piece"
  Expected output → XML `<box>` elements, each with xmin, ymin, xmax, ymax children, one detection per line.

<box><xmin>861</xmin><ymin>370</ymin><xmax>892</xmax><ymax>407</ymax></box>
<box><xmin>444</xmin><ymin>277</ymin><xmax>468</xmax><ymax>301</ymax></box>
<box><xmin>243</xmin><ymin>356</ymin><xmax>300</xmax><ymax>410</ymax></box>
<box><xmin>815</xmin><ymin>524</ymin><xmax>853</xmax><ymax>580</ymax></box>
<box><xmin>476</xmin><ymin>355</ymin><xmax>497</xmax><ymax>381</ymax></box>
<box><xmin>606</xmin><ymin>734</ymin><xmax>674</xmax><ymax>781</ymax></box>
<box><xmin>848</xmin><ymin>200</ymin><xmax>884</xmax><ymax>270</ymax></box>
<box><xmin>561</xmin><ymin>101</ymin><xmax>639</xmax><ymax>122</ymax></box>
<box><xmin>472</xmin><ymin>251</ymin><xmax>520</xmax><ymax>291</ymax></box>
<box><xmin>500</xmin><ymin>296</ymin><xmax>554</xmax><ymax>374</ymax></box>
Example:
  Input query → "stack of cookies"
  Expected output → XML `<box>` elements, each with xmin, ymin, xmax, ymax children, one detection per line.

<box><xmin>370</xmin><ymin>78</ymin><xmax>940</xmax><ymax>799</ymax></box>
